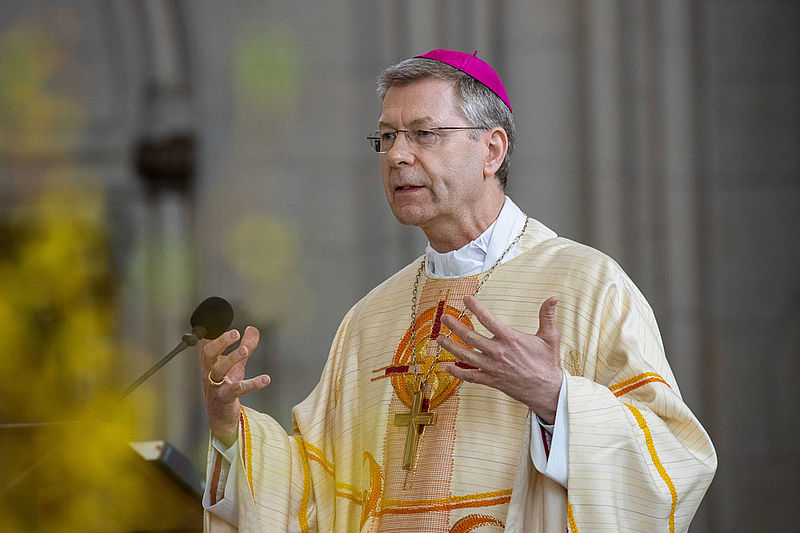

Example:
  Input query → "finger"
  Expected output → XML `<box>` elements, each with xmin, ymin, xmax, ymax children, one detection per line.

<box><xmin>447</xmin><ymin>363</ymin><xmax>490</xmax><ymax>386</ymax></box>
<box><xmin>239</xmin><ymin>325</ymin><xmax>261</xmax><ymax>354</ymax></box>
<box><xmin>440</xmin><ymin>314</ymin><xmax>493</xmax><ymax>352</ymax></box>
<box><xmin>212</xmin><ymin>344</ymin><xmax>250</xmax><ymax>380</ymax></box>
<box><xmin>233</xmin><ymin>374</ymin><xmax>271</xmax><ymax>398</ymax></box>
<box><xmin>437</xmin><ymin>335</ymin><xmax>491</xmax><ymax>370</ymax></box>
<box><xmin>201</xmin><ymin>329</ymin><xmax>241</xmax><ymax>366</ymax></box>
<box><xmin>213</xmin><ymin>326</ymin><xmax>261</xmax><ymax>378</ymax></box>
<box><xmin>463</xmin><ymin>296</ymin><xmax>512</xmax><ymax>340</ymax></box>
<box><xmin>536</xmin><ymin>296</ymin><xmax>560</xmax><ymax>343</ymax></box>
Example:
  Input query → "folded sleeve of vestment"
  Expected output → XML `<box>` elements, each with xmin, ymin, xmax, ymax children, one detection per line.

<box><xmin>202</xmin><ymin>305</ymin><xmax>359</xmax><ymax>532</ymax></box>
<box><xmin>530</xmin><ymin>371</ymin><xmax>568</xmax><ymax>487</ymax></box>
<box><xmin>203</xmin><ymin>436</ymin><xmax>239</xmax><ymax>526</ymax></box>
<box><xmin>564</xmin><ymin>266</ymin><xmax>717</xmax><ymax>531</ymax></box>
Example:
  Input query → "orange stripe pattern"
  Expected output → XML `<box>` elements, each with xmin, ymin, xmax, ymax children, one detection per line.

<box><xmin>609</xmin><ymin>372</ymin><xmax>670</xmax><ymax>397</ymax></box>
<box><xmin>335</xmin><ymin>484</ymin><xmax>363</xmax><ymax>505</ymax></box>
<box><xmin>567</xmin><ymin>500</ymin><xmax>579</xmax><ymax>532</ymax></box>
<box><xmin>625</xmin><ymin>404</ymin><xmax>678</xmax><ymax>532</ymax></box>
<box><xmin>377</xmin><ymin>489</ymin><xmax>512</xmax><ymax>517</ymax></box>
<box><xmin>449</xmin><ymin>513</ymin><xmax>504</xmax><ymax>532</ymax></box>
<box><xmin>239</xmin><ymin>408</ymin><xmax>255</xmax><ymax>500</ymax></box>
<box><xmin>293</xmin><ymin>436</ymin><xmax>312</xmax><ymax>533</ymax></box>
<box><xmin>209</xmin><ymin>454</ymin><xmax>223</xmax><ymax>505</ymax></box>
<box><xmin>305</xmin><ymin>441</ymin><xmax>335</xmax><ymax>476</ymax></box>
<box><xmin>272</xmin><ymin>436</ymin><xmax>512</xmax><ymax>525</ymax></box>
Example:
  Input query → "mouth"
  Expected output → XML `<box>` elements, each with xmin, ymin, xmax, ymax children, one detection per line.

<box><xmin>395</xmin><ymin>185</ymin><xmax>424</xmax><ymax>192</ymax></box>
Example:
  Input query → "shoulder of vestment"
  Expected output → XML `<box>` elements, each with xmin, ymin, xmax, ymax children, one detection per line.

<box><xmin>516</xmin><ymin>221</ymin><xmax>630</xmax><ymax>288</ymax></box>
<box><xmin>343</xmin><ymin>256</ymin><xmax>425</xmax><ymax>318</ymax></box>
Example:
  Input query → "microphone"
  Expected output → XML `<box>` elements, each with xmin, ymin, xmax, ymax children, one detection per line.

<box><xmin>0</xmin><ymin>296</ymin><xmax>235</xmax><ymax>495</ymax></box>
<box><xmin>185</xmin><ymin>296</ymin><xmax>235</xmax><ymax>346</ymax></box>
<box><xmin>119</xmin><ymin>296</ymin><xmax>234</xmax><ymax>399</ymax></box>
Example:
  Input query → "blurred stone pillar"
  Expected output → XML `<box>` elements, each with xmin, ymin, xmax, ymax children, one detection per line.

<box><xmin>581</xmin><ymin>0</ymin><xmax>627</xmax><ymax>264</ymax></box>
<box><xmin>578</xmin><ymin>0</ymin><xmax>706</xmax><ymax>432</ymax></box>
<box><xmin>133</xmin><ymin>0</ymin><xmax>197</xmax><ymax>453</ymax></box>
<box><xmin>660</xmin><ymin>0</ymin><xmax>704</xmax><ymax>417</ymax></box>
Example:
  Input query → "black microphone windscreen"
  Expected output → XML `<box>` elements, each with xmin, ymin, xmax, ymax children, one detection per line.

<box><xmin>190</xmin><ymin>297</ymin><xmax>234</xmax><ymax>340</ymax></box>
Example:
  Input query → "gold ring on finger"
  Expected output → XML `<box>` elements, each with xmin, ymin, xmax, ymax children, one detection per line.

<box><xmin>208</xmin><ymin>370</ymin><xmax>226</xmax><ymax>387</ymax></box>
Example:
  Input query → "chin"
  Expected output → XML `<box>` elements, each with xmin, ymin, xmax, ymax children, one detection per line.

<box><xmin>390</xmin><ymin>205</ymin><xmax>433</xmax><ymax>228</ymax></box>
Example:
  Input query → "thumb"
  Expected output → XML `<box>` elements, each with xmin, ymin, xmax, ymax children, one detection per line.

<box><xmin>536</xmin><ymin>296</ymin><xmax>560</xmax><ymax>342</ymax></box>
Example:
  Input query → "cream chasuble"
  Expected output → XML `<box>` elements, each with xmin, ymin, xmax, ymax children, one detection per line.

<box><xmin>204</xmin><ymin>217</ymin><xmax>716</xmax><ymax>532</ymax></box>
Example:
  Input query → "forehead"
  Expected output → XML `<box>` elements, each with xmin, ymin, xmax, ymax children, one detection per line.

<box><xmin>378</xmin><ymin>78</ymin><xmax>463</xmax><ymax>127</ymax></box>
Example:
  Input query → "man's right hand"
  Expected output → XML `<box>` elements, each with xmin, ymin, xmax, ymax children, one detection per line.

<box><xmin>200</xmin><ymin>325</ymin><xmax>271</xmax><ymax>448</ymax></box>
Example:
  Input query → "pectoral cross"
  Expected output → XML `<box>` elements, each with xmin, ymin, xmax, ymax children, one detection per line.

<box><xmin>394</xmin><ymin>388</ymin><xmax>436</xmax><ymax>470</ymax></box>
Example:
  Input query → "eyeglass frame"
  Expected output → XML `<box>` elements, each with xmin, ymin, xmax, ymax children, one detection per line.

<box><xmin>366</xmin><ymin>126</ymin><xmax>486</xmax><ymax>154</ymax></box>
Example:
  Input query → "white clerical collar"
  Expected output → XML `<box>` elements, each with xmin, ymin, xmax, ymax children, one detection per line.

<box><xmin>424</xmin><ymin>196</ymin><xmax>527</xmax><ymax>279</ymax></box>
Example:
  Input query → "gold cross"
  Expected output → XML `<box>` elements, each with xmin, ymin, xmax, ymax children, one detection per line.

<box><xmin>394</xmin><ymin>389</ymin><xmax>436</xmax><ymax>470</ymax></box>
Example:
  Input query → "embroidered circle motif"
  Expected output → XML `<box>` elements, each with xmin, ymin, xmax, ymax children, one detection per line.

<box><xmin>391</xmin><ymin>302</ymin><xmax>474</xmax><ymax>410</ymax></box>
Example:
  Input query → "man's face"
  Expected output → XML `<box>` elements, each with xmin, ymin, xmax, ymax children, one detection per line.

<box><xmin>378</xmin><ymin>78</ymin><xmax>490</xmax><ymax>237</ymax></box>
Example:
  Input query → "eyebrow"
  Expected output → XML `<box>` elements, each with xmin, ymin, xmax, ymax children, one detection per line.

<box><xmin>377</xmin><ymin>116</ymin><xmax>437</xmax><ymax>129</ymax></box>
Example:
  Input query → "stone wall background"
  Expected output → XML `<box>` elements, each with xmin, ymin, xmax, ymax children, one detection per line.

<box><xmin>0</xmin><ymin>1</ymin><xmax>797</xmax><ymax>530</ymax></box>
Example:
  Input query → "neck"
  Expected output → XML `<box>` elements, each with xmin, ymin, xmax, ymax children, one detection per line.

<box><xmin>423</xmin><ymin>195</ymin><xmax>505</xmax><ymax>253</ymax></box>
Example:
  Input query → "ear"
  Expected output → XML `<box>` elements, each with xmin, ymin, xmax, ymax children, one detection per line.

<box><xmin>483</xmin><ymin>127</ymin><xmax>508</xmax><ymax>179</ymax></box>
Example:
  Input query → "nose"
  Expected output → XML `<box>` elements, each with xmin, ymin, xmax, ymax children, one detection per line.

<box><xmin>384</xmin><ymin>132</ymin><xmax>415</xmax><ymax>166</ymax></box>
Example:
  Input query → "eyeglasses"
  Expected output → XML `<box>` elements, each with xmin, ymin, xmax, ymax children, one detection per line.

<box><xmin>366</xmin><ymin>126</ymin><xmax>485</xmax><ymax>153</ymax></box>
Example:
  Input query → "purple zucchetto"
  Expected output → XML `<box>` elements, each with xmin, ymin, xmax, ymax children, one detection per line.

<box><xmin>415</xmin><ymin>49</ymin><xmax>512</xmax><ymax>112</ymax></box>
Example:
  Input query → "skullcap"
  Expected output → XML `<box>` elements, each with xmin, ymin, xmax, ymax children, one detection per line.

<box><xmin>415</xmin><ymin>49</ymin><xmax>512</xmax><ymax>112</ymax></box>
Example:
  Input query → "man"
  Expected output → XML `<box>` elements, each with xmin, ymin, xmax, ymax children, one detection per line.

<box><xmin>200</xmin><ymin>49</ymin><xmax>716</xmax><ymax>532</ymax></box>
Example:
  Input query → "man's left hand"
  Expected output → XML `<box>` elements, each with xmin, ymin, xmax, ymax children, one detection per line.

<box><xmin>438</xmin><ymin>296</ymin><xmax>563</xmax><ymax>424</ymax></box>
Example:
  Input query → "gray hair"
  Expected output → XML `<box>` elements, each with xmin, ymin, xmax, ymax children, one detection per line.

<box><xmin>377</xmin><ymin>57</ymin><xmax>515</xmax><ymax>189</ymax></box>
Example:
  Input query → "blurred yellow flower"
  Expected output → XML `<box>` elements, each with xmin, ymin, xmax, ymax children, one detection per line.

<box><xmin>0</xmin><ymin>14</ymin><xmax>164</xmax><ymax>529</ymax></box>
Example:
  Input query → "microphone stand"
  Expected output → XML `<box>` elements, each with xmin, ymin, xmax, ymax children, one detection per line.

<box><xmin>118</xmin><ymin>326</ymin><xmax>206</xmax><ymax>401</ymax></box>
<box><xmin>0</xmin><ymin>326</ymin><xmax>209</xmax><ymax>495</ymax></box>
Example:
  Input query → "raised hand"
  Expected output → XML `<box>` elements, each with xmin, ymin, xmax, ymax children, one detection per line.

<box><xmin>437</xmin><ymin>296</ymin><xmax>563</xmax><ymax>424</ymax></box>
<box><xmin>200</xmin><ymin>326</ymin><xmax>271</xmax><ymax>447</ymax></box>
